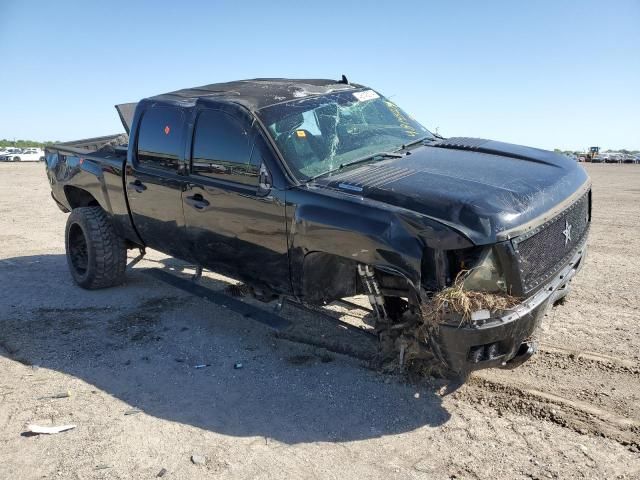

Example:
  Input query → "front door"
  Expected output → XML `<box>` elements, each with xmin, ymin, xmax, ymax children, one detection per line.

<box><xmin>182</xmin><ymin>108</ymin><xmax>290</xmax><ymax>292</ymax></box>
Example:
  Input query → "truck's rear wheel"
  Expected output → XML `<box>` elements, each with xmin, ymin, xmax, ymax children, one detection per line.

<box><xmin>65</xmin><ymin>207</ymin><xmax>126</xmax><ymax>289</ymax></box>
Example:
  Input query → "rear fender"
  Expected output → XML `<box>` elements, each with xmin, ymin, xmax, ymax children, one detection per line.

<box><xmin>61</xmin><ymin>160</ymin><xmax>113</xmax><ymax>215</ymax></box>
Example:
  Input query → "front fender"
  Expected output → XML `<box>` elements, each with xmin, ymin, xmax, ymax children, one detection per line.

<box><xmin>286</xmin><ymin>185</ymin><xmax>473</xmax><ymax>298</ymax></box>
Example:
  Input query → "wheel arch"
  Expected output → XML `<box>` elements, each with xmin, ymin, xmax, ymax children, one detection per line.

<box><xmin>64</xmin><ymin>185</ymin><xmax>101</xmax><ymax>209</ymax></box>
<box><xmin>298</xmin><ymin>250</ymin><xmax>420</xmax><ymax>305</ymax></box>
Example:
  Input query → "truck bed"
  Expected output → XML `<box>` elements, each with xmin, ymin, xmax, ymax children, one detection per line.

<box><xmin>45</xmin><ymin>132</ymin><xmax>139</xmax><ymax>245</ymax></box>
<box><xmin>50</xmin><ymin>133</ymin><xmax>129</xmax><ymax>158</ymax></box>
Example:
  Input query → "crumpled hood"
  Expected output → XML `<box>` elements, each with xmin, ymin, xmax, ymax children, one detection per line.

<box><xmin>313</xmin><ymin>137</ymin><xmax>590</xmax><ymax>244</ymax></box>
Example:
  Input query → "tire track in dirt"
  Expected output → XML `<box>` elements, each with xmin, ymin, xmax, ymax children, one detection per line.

<box><xmin>458</xmin><ymin>343</ymin><xmax>640</xmax><ymax>452</ymax></box>
<box><xmin>539</xmin><ymin>342</ymin><xmax>638</xmax><ymax>372</ymax></box>
<box><xmin>456</xmin><ymin>376</ymin><xmax>639</xmax><ymax>451</ymax></box>
<box><xmin>495</xmin><ymin>347</ymin><xmax>640</xmax><ymax>417</ymax></box>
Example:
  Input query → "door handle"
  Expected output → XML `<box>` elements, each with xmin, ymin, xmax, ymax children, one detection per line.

<box><xmin>128</xmin><ymin>180</ymin><xmax>147</xmax><ymax>193</ymax></box>
<box><xmin>185</xmin><ymin>194</ymin><xmax>210</xmax><ymax>210</ymax></box>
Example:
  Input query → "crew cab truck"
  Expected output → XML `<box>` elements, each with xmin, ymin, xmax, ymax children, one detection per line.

<box><xmin>46</xmin><ymin>78</ymin><xmax>591</xmax><ymax>375</ymax></box>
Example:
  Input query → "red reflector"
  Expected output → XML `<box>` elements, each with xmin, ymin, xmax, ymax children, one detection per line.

<box><xmin>164</xmin><ymin>125</ymin><xmax>170</xmax><ymax>135</ymax></box>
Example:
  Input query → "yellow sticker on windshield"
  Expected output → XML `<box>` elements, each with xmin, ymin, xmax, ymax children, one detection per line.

<box><xmin>296</xmin><ymin>130</ymin><xmax>306</xmax><ymax>138</ymax></box>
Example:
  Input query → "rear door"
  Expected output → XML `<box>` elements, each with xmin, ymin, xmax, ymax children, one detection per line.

<box><xmin>183</xmin><ymin>107</ymin><xmax>290</xmax><ymax>292</ymax></box>
<box><xmin>126</xmin><ymin>105</ymin><xmax>193</xmax><ymax>260</ymax></box>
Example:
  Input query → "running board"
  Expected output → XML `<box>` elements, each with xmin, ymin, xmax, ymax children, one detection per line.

<box><xmin>143</xmin><ymin>268</ymin><xmax>291</xmax><ymax>331</ymax></box>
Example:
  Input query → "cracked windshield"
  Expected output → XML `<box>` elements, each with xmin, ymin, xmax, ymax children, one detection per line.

<box><xmin>260</xmin><ymin>90</ymin><xmax>434</xmax><ymax>180</ymax></box>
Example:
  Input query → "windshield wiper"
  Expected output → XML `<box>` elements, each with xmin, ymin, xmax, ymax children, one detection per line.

<box><xmin>339</xmin><ymin>151</ymin><xmax>404</xmax><ymax>170</ymax></box>
<box><xmin>398</xmin><ymin>136</ymin><xmax>436</xmax><ymax>151</ymax></box>
<box><xmin>307</xmin><ymin>151</ymin><xmax>403</xmax><ymax>182</ymax></box>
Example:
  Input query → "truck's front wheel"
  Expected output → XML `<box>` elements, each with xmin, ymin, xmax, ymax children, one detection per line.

<box><xmin>65</xmin><ymin>207</ymin><xmax>126</xmax><ymax>289</ymax></box>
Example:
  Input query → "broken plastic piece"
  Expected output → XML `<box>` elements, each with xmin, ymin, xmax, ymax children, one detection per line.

<box><xmin>470</xmin><ymin>309</ymin><xmax>491</xmax><ymax>322</ymax></box>
<box><xmin>27</xmin><ymin>424</ymin><xmax>76</xmax><ymax>434</ymax></box>
<box><xmin>38</xmin><ymin>390</ymin><xmax>71</xmax><ymax>400</ymax></box>
<box><xmin>51</xmin><ymin>391</ymin><xmax>72</xmax><ymax>399</ymax></box>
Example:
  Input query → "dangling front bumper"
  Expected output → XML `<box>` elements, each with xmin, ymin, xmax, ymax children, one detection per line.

<box><xmin>435</xmin><ymin>241</ymin><xmax>587</xmax><ymax>375</ymax></box>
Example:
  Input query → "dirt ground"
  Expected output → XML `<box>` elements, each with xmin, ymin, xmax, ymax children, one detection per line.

<box><xmin>0</xmin><ymin>162</ymin><xmax>638</xmax><ymax>480</ymax></box>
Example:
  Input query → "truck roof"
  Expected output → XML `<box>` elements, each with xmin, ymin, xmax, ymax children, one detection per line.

<box><xmin>146</xmin><ymin>77</ymin><xmax>363</xmax><ymax>111</ymax></box>
<box><xmin>115</xmin><ymin>78</ymin><xmax>364</xmax><ymax>136</ymax></box>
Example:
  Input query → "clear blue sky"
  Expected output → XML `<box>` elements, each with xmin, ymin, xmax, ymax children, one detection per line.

<box><xmin>1</xmin><ymin>0</ymin><xmax>638</xmax><ymax>151</ymax></box>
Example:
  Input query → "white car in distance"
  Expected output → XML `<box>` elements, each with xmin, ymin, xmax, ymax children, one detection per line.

<box><xmin>6</xmin><ymin>148</ymin><xmax>45</xmax><ymax>162</ymax></box>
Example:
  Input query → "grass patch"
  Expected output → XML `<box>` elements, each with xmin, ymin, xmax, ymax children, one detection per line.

<box><xmin>420</xmin><ymin>272</ymin><xmax>520</xmax><ymax>328</ymax></box>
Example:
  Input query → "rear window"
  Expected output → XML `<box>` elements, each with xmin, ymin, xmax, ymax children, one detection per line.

<box><xmin>137</xmin><ymin>106</ymin><xmax>184</xmax><ymax>170</ymax></box>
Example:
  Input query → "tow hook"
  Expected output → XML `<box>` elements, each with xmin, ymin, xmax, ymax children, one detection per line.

<box><xmin>499</xmin><ymin>341</ymin><xmax>537</xmax><ymax>370</ymax></box>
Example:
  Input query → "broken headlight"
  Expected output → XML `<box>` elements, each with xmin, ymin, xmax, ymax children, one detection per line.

<box><xmin>462</xmin><ymin>249</ymin><xmax>507</xmax><ymax>293</ymax></box>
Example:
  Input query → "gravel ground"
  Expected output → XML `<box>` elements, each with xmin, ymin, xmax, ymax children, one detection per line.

<box><xmin>0</xmin><ymin>162</ymin><xmax>638</xmax><ymax>479</ymax></box>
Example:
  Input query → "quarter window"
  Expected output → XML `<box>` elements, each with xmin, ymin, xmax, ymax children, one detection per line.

<box><xmin>137</xmin><ymin>106</ymin><xmax>185</xmax><ymax>170</ymax></box>
<box><xmin>191</xmin><ymin>110</ymin><xmax>257</xmax><ymax>185</ymax></box>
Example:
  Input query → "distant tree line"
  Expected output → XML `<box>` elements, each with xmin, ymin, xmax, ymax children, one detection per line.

<box><xmin>0</xmin><ymin>139</ymin><xmax>59</xmax><ymax>148</ymax></box>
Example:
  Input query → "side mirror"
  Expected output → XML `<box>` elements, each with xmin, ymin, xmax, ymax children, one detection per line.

<box><xmin>258</xmin><ymin>162</ymin><xmax>273</xmax><ymax>195</ymax></box>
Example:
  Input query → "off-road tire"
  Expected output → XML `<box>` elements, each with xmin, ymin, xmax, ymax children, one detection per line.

<box><xmin>65</xmin><ymin>206</ymin><xmax>126</xmax><ymax>289</ymax></box>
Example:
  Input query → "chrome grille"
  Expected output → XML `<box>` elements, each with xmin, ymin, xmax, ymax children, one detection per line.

<box><xmin>513</xmin><ymin>191</ymin><xmax>590</xmax><ymax>293</ymax></box>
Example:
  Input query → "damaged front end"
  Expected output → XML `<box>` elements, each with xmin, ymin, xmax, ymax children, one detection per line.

<box><xmin>365</xmin><ymin>241</ymin><xmax>587</xmax><ymax>377</ymax></box>
<box><xmin>365</xmin><ymin>193</ymin><xmax>590</xmax><ymax>377</ymax></box>
<box><xmin>434</xmin><ymin>240</ymin><xmax>587</xmax><ymax>373</ymax></box>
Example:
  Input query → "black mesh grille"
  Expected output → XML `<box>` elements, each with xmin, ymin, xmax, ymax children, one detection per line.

<box><xmin>513</xmin><ymin>191</ymin><xmax>590</xmax><ymax>293</ymax></box>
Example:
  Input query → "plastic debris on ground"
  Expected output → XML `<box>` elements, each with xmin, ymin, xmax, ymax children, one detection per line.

<box><xmin>27</xmin><ymin>424</ymin><xmax>76</xmax><ymax>434</ymax></box>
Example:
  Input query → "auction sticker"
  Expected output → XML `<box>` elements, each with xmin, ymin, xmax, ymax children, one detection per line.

<box><xmin>353</xmin><ymin>90</ymin><xmax>380</xmax><ymax>102</ymax></box>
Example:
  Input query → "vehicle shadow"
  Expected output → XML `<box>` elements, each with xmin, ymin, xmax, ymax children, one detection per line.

<box><xmin>0</xmin><ymin>254</ymin><xmax>453</xmax><ymax>444</ymax></box>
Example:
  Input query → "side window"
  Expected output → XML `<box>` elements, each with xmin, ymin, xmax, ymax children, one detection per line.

<box><xmin>191</xmin><ymin>110</ymin><xmax>257</xmax><ymax>185</ymax></box>
<box><xmin>137</xmin><ymin>106</ymin><xmax>184</xmax><ymax>170</ymax></box>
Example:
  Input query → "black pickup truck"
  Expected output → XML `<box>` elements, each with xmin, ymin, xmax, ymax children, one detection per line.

<box><xmin>45</xmin><ymin>78</ymin><xmax>591</xmax><ymax>375</ymax></box>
